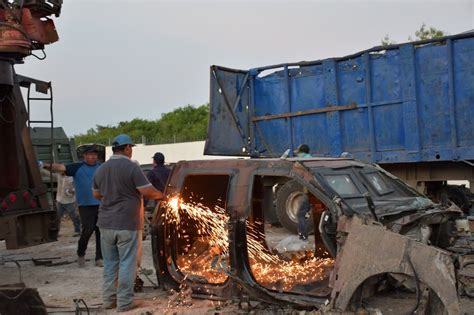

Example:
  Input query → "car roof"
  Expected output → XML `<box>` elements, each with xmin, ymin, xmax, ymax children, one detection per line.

<box><xmin>172</xmin><ymin>157</ymin><xmax>368</xmax><ymax>170</ymax></box>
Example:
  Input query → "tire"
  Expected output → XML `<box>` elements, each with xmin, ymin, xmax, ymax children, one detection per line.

<box><xmin>275</xmin><ymin>180</ymin><xmax>314</xmax><ymax>234</ymax></box>
<box><xmin>447</xmin><ymin>185</ymin><xmax>470</xmax><ymax>214</ymax></box>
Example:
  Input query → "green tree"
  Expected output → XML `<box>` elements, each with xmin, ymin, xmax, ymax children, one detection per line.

<box><xmin>73</xmin><ymin>104</ymin><xmax>209</xmax><ymax>145</ymax></box>
<box><xmin>381</xmin><ymin>34</ymin><xmax>396</xmax><ymax>46</ymax></box>
<box><xmin>410</xmin><ymin>23</ymin><xmax>446</xmax><ymax>41</ymax></box>
<box><xmin>381</xmin><ymin>23</ymin><xmax>447</xmax><ymax>46</ymax></box>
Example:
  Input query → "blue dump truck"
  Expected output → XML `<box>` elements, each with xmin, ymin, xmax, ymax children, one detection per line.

<box><xmin>205</xmin><ymin>32</ymin><xmax>474</xmax><ymax>230</ymax></box>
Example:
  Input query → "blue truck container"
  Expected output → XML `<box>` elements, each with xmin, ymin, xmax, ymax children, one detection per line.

<box><xmin>205</xmin><ymin>32</ymin><xmax>474</xmax><ymax>209</ymax></box>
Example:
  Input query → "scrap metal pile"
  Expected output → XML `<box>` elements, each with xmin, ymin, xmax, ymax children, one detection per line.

<box><xmin>150</xmin><ymin>158</ymin><xmax>474</xmax><ymax>313</ymax></box>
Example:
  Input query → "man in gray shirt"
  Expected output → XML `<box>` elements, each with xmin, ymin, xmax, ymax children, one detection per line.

<box><xmin>92</xmin><ymin>134</ymin><xmax>163</xmax><ymax>312</ymax></box>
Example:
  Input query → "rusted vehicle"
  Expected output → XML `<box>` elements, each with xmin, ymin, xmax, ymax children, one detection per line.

<box><xmin>152</xmin><ymin>157</ymin><xmax>473</xmax><ymax>313</ymax></box>
<box><xmin>0</xmin><ymin>0</ymin><xmax>62</xmax><ymax>250</ymax></box>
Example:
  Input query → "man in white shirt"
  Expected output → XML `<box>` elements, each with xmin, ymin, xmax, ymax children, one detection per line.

<box><xmin>56</xmin><ymin>173</ymin><xmax>81</xmax><ymax>236</ymax></box>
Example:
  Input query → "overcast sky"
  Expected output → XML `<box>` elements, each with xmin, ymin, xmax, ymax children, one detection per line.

<box><xmin>17</xmin><ymin>0</ymin><xmax>474</xmax><ymax>136</ymax></box>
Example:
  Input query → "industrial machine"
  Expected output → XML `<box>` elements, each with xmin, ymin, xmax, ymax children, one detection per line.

<box><xmin>0</xmin><ymin>2</ymin><xmax>62</xmax><ymax>313</ymax></box>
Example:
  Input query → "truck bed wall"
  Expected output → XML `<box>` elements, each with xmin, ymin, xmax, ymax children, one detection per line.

<box><xmin>206</xmin><ymin>33</ymin><xmax>474</xmax><ymax>166</ymax></box>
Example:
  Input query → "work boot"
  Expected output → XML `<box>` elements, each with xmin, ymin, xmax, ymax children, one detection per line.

<box><xmin>95</xmin><ymin>259</ymin><xmax>103</xmax><ymax>267</ymax></box>
<box><xmin>134</xmin><ymin>276</ymin><xmax>144</xmax><ymax>292</ymax></box>
<box><xmin>103</xmin><ymin>301</ymin><xmax>116</xmax><ymax>309</ymax></box>
<box><xmin>117</xmin><ymin>301</ymin><xmax>141</xmax><ymax>312</ymax></box>
<box><xmin>298</xmin><ymin>233</ymin><xmax>308</xmax><ymax>241</ymax></box>
<box><xmin>77</xmin><ymin>256</ymin><xmax>85</xmax><ymax>267</ymax></box>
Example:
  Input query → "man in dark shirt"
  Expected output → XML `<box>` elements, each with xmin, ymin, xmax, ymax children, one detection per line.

<box><xmin>43</xmin><ymin>145</ymin><xmax>103</xmax><ymax>267</ymax></box>
<box><xmin>92</xmin><ymin>134</ymin><xmax>163</xmax><ymax>312</ymax></box>
<box><xmin>147</xmin><ymin>152</ymin><xmax>170</xmax><ymax>192</ymax></box>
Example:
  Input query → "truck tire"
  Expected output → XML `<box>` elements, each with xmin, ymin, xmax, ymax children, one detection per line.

<box><xmin>447</xmin><ymin>185</ymin><xmax>470</xmax><ymax>214</ymax></box>
<box><xmin>275</xmin><ymin>180</ymin><xmax>314</xmax><ymax>234</ymax></box>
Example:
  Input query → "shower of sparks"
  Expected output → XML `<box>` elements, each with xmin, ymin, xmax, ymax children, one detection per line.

<box><xmin>163</xmin><ymin>196</ymin><xmax>334</xmax><ymax>292</ymax></box>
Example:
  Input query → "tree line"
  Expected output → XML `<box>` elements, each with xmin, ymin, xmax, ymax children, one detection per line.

<box><xmin>74</xmin><ymin>104</ymin><xmax>209</xmax><ymax>146</ymax></box>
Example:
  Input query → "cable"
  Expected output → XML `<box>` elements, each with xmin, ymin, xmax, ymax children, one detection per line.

<box><xmin>31</xmin><ymin>49</ymin><xmax>47</xmax><ymax>60</ymax></box>
<box><xmin>0</xmin><ymin>285</ymin><xmax>27</xmax><ymax>301</ymax></box>
<box><xmin>139</xmin><ymin>267</ymin><xmax>159</xmax><ymax>289</ymax></box>
<box><xmin>73</xmin><ymin>298</ymin><xmax>90</xmax><ymax>315</ymax></box>
<box><xmin>0</xmin><ymin>259</ymin><xmax>27</xmax><ymax>301</ymax></box>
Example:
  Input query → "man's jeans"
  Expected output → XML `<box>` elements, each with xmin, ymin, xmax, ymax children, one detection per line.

<box><xmin>100</xmin><ymin>228</ymin><xmax>142</xmax><ymax>308</ymax></box>
<box><xmin>297</xmin><ymin>195</ymin><xmax>311</xmax><ymax>236</ymax></box>
<box><xmin>57</xmin><ymin>202</ymin><xmax>81</xmax><ymax>233</ymax></box>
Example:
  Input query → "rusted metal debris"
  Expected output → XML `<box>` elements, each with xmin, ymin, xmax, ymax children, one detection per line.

<box><xmin>151</xmin><ymin>158</ymin><xmax>473</xmax><ymax>313</ymax></box>
<box><xmin>329</xmin><ymin>215</ymin><xmax>459</xmax><ymax>314</ymax></box>
<box><xmin>0</xmin><ymin>258</ymin><xmax>47</xmax><ymax>315</ymax></box>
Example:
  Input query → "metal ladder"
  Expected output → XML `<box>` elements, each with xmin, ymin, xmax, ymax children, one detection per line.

<box><xmin>25</xmin><ymin>80</ymin><xmax>56</xmax><ymax>207</ymax></box>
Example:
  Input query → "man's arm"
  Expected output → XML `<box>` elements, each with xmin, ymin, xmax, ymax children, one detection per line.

<box><xmin>133</xmin><ymin>164</ymin><xmax>164</xmax><ymax>200</ymax></box>
<box><xmin>93</xmin><ymin>190</ymin><xmax>103</xmax><ymax>201</ymax></box>
<box><xmin>43</xmin><ymin>162</ymin><xmax>66</xmax><ymax>173</ymax></box>
<box><xmin>138</xmin><ymin>185</ymin><xmax>164</xmax><ymax>201</ymax></box>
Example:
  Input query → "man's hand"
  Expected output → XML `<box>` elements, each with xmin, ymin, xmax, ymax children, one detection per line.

<box><xmin>93</xmin><ymin>190</ymin><xmax>103</xmax><ymax>201</ymax></box>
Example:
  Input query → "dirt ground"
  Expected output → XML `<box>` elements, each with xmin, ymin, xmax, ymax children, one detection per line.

<box><xmin>1</xmin><ymin>219</ymin><xmax>474</xmax><ymax>315</ymax></box>
<box><xmin>0</xmin><ymin>219</ymin><xmax>240</xmax><ymax>315</ymax></box>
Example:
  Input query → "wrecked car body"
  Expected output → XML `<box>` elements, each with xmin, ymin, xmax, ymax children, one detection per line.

<box><xmin>151</xmin><ymin>157</ymin><xmax>471</xmax><ymax>313</ymax></box>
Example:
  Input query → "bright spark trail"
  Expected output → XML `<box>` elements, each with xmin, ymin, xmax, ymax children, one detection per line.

<box><xmin>164</xmin><ymin>196</ymin><xmax>334</xmax><ymax>292</ymax></box>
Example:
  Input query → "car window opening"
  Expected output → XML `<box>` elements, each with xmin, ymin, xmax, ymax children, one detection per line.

<box><xmin>172</xmin><ymin>174</ymin><xmax>231</xmax><ymax>284</ymax></box>
<box><xmin>247</xmin><ymin>175</ymin><xmax>334</xmax><ymax>297</ymax></box>
<box><xmin>324</xmin><ymin>174</ymin><xmax>360</xmax><ymax>196</ymax></box>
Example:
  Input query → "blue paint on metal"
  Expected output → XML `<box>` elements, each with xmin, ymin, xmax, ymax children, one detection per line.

<box><xmin>447</xmin><ymin>39</ymin><xmax>458</xmax><ymax>159</ymax></box>
<box><xmin>284</xmin><ymin>66</ymin><xmax>294</xmax><ymax>155</ymax></box>
<box><xmin>323</xmin><ymin>59</ymin><xmax>342</xmax><ymax>156</ymax></box>
<box><xmin>363</xmin><ymin>53</ymin><xmax>376</xmax><ymax>161</ymax></box>
<box><xmin>206</xmin><ymin>33</ymin><xmax>474</xmax><ymax>164</ymax></box>
<box><xmin>400</xmin><ymin>44</ymin><xmax>421</xmax><ymax>160</ymax></box>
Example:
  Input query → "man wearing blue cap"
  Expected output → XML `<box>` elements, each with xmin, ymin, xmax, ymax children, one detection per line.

<box><xmin>44</xmin><ymin>144</ymin><xmax>103</xmax><ymax>267</ymax></box>
<box><xmin>92</xmin><ymin>134</ymin><xmax>164</xmax><ymax>312</ymax></box>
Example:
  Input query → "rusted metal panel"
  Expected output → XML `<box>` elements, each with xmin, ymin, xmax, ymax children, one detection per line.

<box><xmin>458</xmin><ymin>255</ymin><xmax>474</xmax><ymax>298</ymax></box>
<box><xmin>1</xmin><ymin>210</ymin><xmax>56</xmax><ymax>249</ymax></box>
<box><xmin>330</xmin><ymin>216</ymin><xmax>460</xmax><ymax>314</ymax></box>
